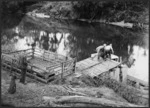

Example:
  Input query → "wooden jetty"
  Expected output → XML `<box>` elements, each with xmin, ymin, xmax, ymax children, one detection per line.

<box><xmin>76</xmin><ymin>53</ymin><xmax>148</xmax><ymax>90</ymax></box>
<box><xmin>76</xmin><ymin>58</ymin><xmax>121</xmax><ymax>77</ymax></box>
<box><xmin>1</xmin><ymin>48</ymin><xmax>76</xmax><ymax>83</ymax></box>
<box><xmin>76</xmin><ymin>54</ymin><xmax>125</xmax><ymax>83</ymax></box>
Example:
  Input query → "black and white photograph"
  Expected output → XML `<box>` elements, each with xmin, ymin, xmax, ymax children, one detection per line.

<box><xmin>1</xmin><ymin>0</ymin><xmax>149</xmax><ymax>107</ymax></box>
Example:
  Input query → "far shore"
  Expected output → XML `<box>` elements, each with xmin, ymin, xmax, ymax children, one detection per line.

<box><xmin>26</xmin><ymin>12</ymin><xmax>148</xmax><ymax>30</ymax></box>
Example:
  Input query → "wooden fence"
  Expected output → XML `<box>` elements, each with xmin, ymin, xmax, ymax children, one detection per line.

<box><xmin>1</xmin><ymin>48</ymin><xmax>76</xmax><ymax>83</ymax></box>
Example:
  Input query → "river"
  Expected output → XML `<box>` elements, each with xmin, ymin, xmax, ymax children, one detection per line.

<box><xmin>1</xmin><ymin>15</ymin><xmax>149</xmax><ymax>82</ymax></box>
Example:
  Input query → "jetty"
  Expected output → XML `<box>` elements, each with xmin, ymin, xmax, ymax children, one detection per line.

<box><xmin>76</xmin><ymin>53</ymin><xmax>148</xmax><ymax>90</ymax></box>
<box><xmin>76</xmin><ymin>55</ymin><xmax>121</xmax><ymax>78</ymax></box>
<box><xmin>75</xmin><ymin>53</ymin><xmax>127</xmax><ymax>84</ymax></box>
<box><xmin>1</xmin><ymin>48</ymin><xmax>148</xmax><ymax>89</ymax></box>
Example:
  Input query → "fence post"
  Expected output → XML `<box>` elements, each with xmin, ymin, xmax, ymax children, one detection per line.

<box><xmin>10</xmin><ymin>60</ymin><xmax>14</xmax><ymax>74</ymax></box>
<box><xmin>43</xmin><ymin>50</ymin><xmax>45</xmax><ymax>61</ymax></box>
<box><xmin>20</xmin><ymin>56</ymin><xmax>28</xmax><ymax>84</ymax></box>
<box><xmin>73</xmin><ymin>58</ymin><xmax>76</xmax><ymax>73</ymax></box>
<box><xmin>119</xmin><ymin>56</ymin><xmax>122</xmax><ymax>62</ymax></box>
<box><xmin>61</xmin><ymin>62</ymin><xmax>64</xmax><ymax>83</ymax></box>
<box><xmin>119</xmin><ymin>65</ymin><xmax>123</xmax><ymax>82</ymax></box>
<box><xmin>55</xmin><ymin>52</ymin><xmax>57</xmax><ymax>60</ymax></box>
<box><xmin>32</xmin><ymin>47</ymin><xmax>35</xmax><ymax>59</ymax></box>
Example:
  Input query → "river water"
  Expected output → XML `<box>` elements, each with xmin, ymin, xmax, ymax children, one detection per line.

<box><xmin>1</xmin><ymin>16</ymin><xmax>149</xmax><ymax>82</ymax></box>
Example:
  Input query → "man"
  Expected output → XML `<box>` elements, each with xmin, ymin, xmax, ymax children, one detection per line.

<box><xmin>104</xmin><ymin>44</ymin><xmax>114</xmax><ymax>59</ymax></box>
<box><xmin>96</xmin><ymin>44</ymin><xmax>106</xmax><ymax>60</ymax></box>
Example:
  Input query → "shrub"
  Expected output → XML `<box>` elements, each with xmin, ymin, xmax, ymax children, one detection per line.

<box><xmin>79</xmin><ymin>75</ymin><xmax>146</xmax><ymax>105</ymax></box>
<box><xmin>95</xmin><ymin>76</ymin><xmax>145</xmax><ymax>105</ymax></box>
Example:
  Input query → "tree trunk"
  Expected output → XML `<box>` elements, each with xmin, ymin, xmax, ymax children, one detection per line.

<box><xmin>43</xmin><ymin>95</ymin><xmax>143</xmax><ymax>107</ymax></box>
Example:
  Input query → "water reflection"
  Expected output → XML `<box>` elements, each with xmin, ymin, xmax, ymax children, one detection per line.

<box><xmin>1</xmin><ymin>16</ymin><xmax>149</xmax><ymax>82</ymax></box>
<box><xmin>127</xmin><ymin>45</ymin><xmax>149</xmax><ymax>82</ymax></box>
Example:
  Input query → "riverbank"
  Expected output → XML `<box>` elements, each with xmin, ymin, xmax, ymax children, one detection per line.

<box><xmin>1</xmin><ymin>68</ymin><xmax>148</xmax><ymax>107</ymax></box>
<box><xmin>26</xmin><ymin>1</ymin><xmax>148</xmax><ymax>30</ymax></box>
<box><xmin>27</xmin><ymin>11</ymin><xmax>148</xmax><ymax>30</ymax></box>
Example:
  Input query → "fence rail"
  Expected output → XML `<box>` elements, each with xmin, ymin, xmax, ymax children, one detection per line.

<box><xmin>1</xmin><ymin>47</ymin><xmax>76</xmax><ymax>83</ymax></box>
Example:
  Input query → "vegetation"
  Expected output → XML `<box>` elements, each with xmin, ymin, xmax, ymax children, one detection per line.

<box><xmin>32</xmin><ymin>0</ymin><xmax>149</xmax><ymax>24</ymax></box>
<box><xmin>1</xmin><ymin>1</ymin><xmax>37</xmax><ymax>29</ymax></box>
<box><xmin>79</xmin><ymin>75</ymin><xmax>148</xmax><ymax>106</ymax></box>
<box><xmin>2</xmin><ymin>69</ymin><xmax>148</xmax><ymax>107</ymax></box>
<box><xmin>1</xmin><ymin>0</ymin><xmax>148</xmax><ymax>30</ymax></box>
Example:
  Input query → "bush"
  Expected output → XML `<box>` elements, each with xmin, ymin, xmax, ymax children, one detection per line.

<box><xmin>79</xmin><ymin>75</ymin><xmax>147</xmax><ymax>105</ymax></box>
<box><xmin>94</xmin><ymin>76</ymin><xmax>145</xmax><ymax>105</ymax></box>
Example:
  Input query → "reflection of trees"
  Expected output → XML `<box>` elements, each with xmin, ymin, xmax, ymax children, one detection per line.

<box><xmin>67</xmin><ymin>33</ymin><xmax>103</xmax><ymax>61</ymax></box>
<box><xmin>65</xmin><ymin>21</ymin><xmax>148</xmax><ymax>62</ymax></box>
<box><xmin>2</xmin><ymin>15</ymin><xmax>148</xmax><ymax>63</ymax></box>
<box><xmin>48</xmin><ymin>33</ymin><xmax>57</xmax><ymax>52</ymax></box>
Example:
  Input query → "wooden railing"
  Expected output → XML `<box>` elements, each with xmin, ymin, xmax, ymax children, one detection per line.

<box><xmin>1</xmin><ymin>47</ymin><xmax>76</xmax><ymax>83</ymax></box>
<box><xmin>33</xmin><ymin>48</ymin><xmax>71</xmax><ymax>62</ymax></box>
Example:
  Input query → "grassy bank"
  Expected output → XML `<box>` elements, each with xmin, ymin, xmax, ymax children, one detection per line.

<box><xmin>78</xmin><ymin>75</ymin><xmax>148</xmax><ymax>106</ymax></box>
<box><xmin>1</xmin><ymin>69</ymin><xmax>148</xmax><ymax>107</ymax></box>
<box><xmin>1</xmin><ymin>70</ymin><xmax>126</xmax><ymax>107</ymax></box>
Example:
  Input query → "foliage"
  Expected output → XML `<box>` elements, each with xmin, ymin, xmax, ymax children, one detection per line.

<box><xmin>79</xmin><ymin>75</ymin><xmax>148</xmax><ymax>105</ymax></box>
<box><xmin>1</xmin><ymin>1</ymin><xmax>37</xmax><ymax>29</ymax></box>
<box><xmin>33</xmin><ymin>0</ymin><xmax>149</xmax><ymax>24</ymax></box>
<box><xmin>72</xmin><ymin>0</ymin><xmax>149</xmax><ymax>23</ymax></box>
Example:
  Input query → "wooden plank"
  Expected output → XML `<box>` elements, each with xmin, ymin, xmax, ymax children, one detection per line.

<box><xmin>34</xmin><ymin>48</ymin><xmax>64</xmax><ymax>61</ymax></box>
<box><xmin>77</xmin><ymin>59</ymin><xmax>120</xmax><ymax>78</ymax></box>
<box><xmin>78</xmin><ymin>62</ymin><xmax>99</xmax><ymax>71</ymax></box>
<box><xmin>84</xmin><ymin>58</ymin><xmax>99</xmax><ymax>64</ymax></box>
<box><xmin>3</xmin><ymin>48</ymin><xmax>32</xmax><ymax>54</ymax></box>
<box><xmin>80</xmin><ymin>61</ymin><xmax>92</xmax><ymax>67</ymax></box>
<box><xmin>2</xmin><ymin>62</ymin><xmax>21</xmax><ymax>72</ymax></box>
<box><xmin>27</xmin><ymin>72</ymin><xmax>48</xmax><ymax>83</ymax></box>
<box><xmin>77</xmin><ymin>63</ymin><xmax>87</xmax><ymax>68</ymax></box>
<box><xmin>29</xmin><ymin>58</ymin><xmax>60</xmax><ymax>70</ymax></box>
<box><xmin>47</xmin><ymin>64</ymin><xmax>62</xmax><ymax>71</ymax></box>
<box><xmin>76</xmin><ymin>64</ymin><xmax>88</xmax><ymax>71</ymax></box>
<box><xmin>46</xmin><ymin>76</ymin><xmax>55</xmax><ymax>82</ymax></box>
<box><xmin>54</xmin><ymin>70</ymin><xmax>62</xmax><ymax>75</ymax></box>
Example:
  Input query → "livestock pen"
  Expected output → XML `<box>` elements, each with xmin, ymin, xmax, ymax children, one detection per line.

<box><xmin>1</xmin><ymin>48</ymin><xmax>76</xmax><ymax>83</ymax></box>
